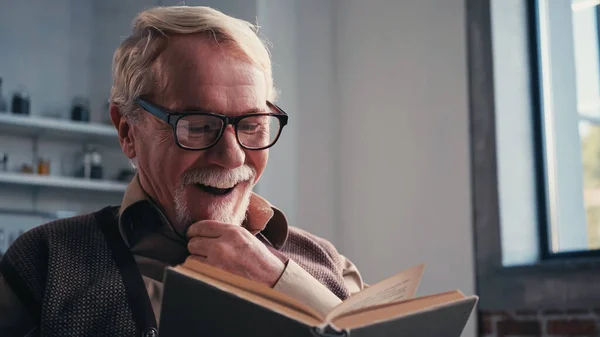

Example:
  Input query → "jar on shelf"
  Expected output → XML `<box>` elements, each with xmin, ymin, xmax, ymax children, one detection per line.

<box><xmin>0</xmin><ymin>77</ymin><xmax>8</xmax><ymax>113</ymax></box>
<box><xmin>0</xmin><ymin>228</ymin><xmax>5</xmax><ymax>254</ymax></box>
<box><xmin>90</xmin><ymin>149</ymin><xmax>103</xmax><ymax>179</ymax></box>
<box><xmin>37</xmin><ymin>158</ymin><xmax>50</xmax><ymax>175</ymax></box>
<box><xmin>71</xmin><ymin>97</ymin><xmax>90</xmax><ymax>122</ymax></box>
<box><xmin>20</xmin><ymin>163</ymin><xmax>34</xmax><ymax>174</ymax></box>
<box><xmin>0</xmin><ymin>153</ymin><xmax>7</xmax><ymax>172</ymax></box>
<box><xmin>76</xmin><ymin>145</ymin><xmax>103</xmax><ymax>179</ymax></box>
<box><xmin>11</xmin><ymin>88</ymin><xmax>30</xmax><ymax>115</ymax></box>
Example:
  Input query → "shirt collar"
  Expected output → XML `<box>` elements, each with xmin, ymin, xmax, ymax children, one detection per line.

<box><xmin>118</xmin><ymin>175</ymin><xmax>289</xmax><ymax>249</ymax></box>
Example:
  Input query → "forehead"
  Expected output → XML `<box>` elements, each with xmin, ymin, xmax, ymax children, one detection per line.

<box><xmin>153</xmin><ymin>35</ymin><xmax>267</xmax><ymax>114</ymax></box>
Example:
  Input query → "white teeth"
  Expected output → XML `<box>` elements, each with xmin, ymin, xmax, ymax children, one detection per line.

<box><xmin>200</xmin><ymin>182</ymin><xmax>237</xmax><ymax>189</ymax></box>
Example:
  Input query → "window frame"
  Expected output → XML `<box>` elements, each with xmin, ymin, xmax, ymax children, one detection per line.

<box><xmin>469</xmin><ymin>0</ymin><xmax>600</xmax><ymax>310</ymax></box>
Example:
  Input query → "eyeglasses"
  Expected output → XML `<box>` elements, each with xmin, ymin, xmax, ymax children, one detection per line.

<box><xmin>134</xmin><ymin>98</ymin><xmax>288</xmax><ymax>151</ymax></box>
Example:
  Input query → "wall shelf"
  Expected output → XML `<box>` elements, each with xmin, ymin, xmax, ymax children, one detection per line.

<box><xmin>0</xmin><ymin>113</ymin><xmax>118</xmax><ymax>146</ymax></box>
<box><xmin>0</xmin><ymin>172</ymin><xmax>127</xmax><ymax>193</ymax></box>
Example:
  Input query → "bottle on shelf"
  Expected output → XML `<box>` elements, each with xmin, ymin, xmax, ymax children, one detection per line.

<box><xmin>76</xmin><ymin>145</ymin><xmax>104</xmax><ymax>180</ymax></box>
<box><xmin>90</xmin><ymin>148</ymin><xmax>103</xmax><ymax>179</ymax></box>
<box><xmin>0</xmin><ymin>77</ymin><xmax>7</xmax><ymax>113</ymax></box>
<box><xmin>0</xmin><ymin>228</ymin><xmax>5</xmax><ymax>254</ymax></box>
<box><xmin>7</xmin><ymin>232</ymin><xmax>15</xmax><ymax>247</ymax></box>
<box><xmin>71</xmin><ymin>96</ymin><xmax>90</xmax><ymax>122</ymax></box>
<box><xmin>11</xmin><ymin>87</ymin><xmax>30</xmax><ymax>115</ymax></box>
<box><xmin>0</xmin><ymin>153</ymin><xmax>7</xmax><ymax>172</ymax></box>
<box><xmin>37</xmin><ymin>157</ymin><xmax>50</xmax><ymax>175</ymax></box>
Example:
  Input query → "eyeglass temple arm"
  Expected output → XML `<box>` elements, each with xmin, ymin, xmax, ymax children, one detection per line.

<box><xmin>135</xmin><ymin>98</ymin><xmax>170</xmax><ymax>124</ymax></box>
<box><xmin>268</xmin><ymin>102</ymin><xmax>289</xmax><ymax>126</ymax></box>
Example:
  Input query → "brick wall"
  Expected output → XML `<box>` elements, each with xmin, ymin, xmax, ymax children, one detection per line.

<box><xmin>480</xmin><ymin>310</ymin><xmax>600</xmax><ymax>337</ymax></box>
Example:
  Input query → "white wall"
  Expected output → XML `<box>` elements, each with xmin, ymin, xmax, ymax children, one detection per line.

<box><xmin>0</xmin><ymin>0</ymin><xmax>89</xmax><ymax>118</ymax></box>
<box><xmin>255</xmin><ymin>0</ymin><xmax>300</xmax><ymax>233</ymax></box>
<box><xmin>249</xmin><ymin>0</ymin><xmax>340</xmax><ymax>243</ymax></box>
<box><xmin>90</xmin><ymin>0</ymin><xmax>161</xmax><ymax>123</ymax></box>
<box><xmin>333</xmin><ymin>0</ymin><xmax>475</xmax><ymax>335</ymax></box>
<box><xmin>253</xmin><ymin>1</ymin><xmax>476</xmax><ymax>335</ymax></box>
<box><xmin>295</xmin><ymin>0</ymin><xmax>338</xmax><ymax>241</ymax></box>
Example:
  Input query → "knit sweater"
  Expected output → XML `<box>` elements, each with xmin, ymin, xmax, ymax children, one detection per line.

<box><xmin>0</xmin><ymin>206</ymin><xmax>350</xmax><ymax>336</ymax></box>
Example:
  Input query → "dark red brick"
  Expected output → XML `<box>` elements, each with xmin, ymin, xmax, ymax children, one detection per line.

<box><xmin>542</xmin><ymin>309</ymin><xmax>564</xmax><ymax>315</ymax></box>
<box><xmin>478</xmin><ymin>314</ymin><xmax>492</xmax><ymax>335</ymax></box>
<box><xmin>547</xmin><ymin>319</ymin><xmax>598</xmax><ymax>335</ymax></box>
<box><xmin>482</xmin><ymin>311</ymin><xmax>512</xmax><ymax>319</ymax></box>
<box><xmin>515</xmin><ymin>310</ymin><xmax>537</xmax><ymax>316</ymax></box>
<box><xmin>497</xmin><ymin>319</ymin><xmax>540</xmax><ymax>337</ymax></box>
<box><xmin>566</xmin><ymin>309</ymin><xmax>590</xmax><ymax>315</ymax></box>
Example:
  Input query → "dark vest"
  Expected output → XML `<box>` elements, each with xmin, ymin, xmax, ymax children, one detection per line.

<box><xmin>0</xmin><ymin>207</ymin><xmax>350</xmax><ymax>336</ymax></box>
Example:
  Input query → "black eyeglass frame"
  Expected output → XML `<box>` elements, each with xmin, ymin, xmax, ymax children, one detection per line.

<box><xmin>134</xmin><ymin>98</ymin><xmax>288</xmax><ymax>151</ymax></box>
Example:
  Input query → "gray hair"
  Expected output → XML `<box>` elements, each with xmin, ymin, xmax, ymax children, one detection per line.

<box><xmin>110</xmin><ymin>6</ymin><xmax>276</xmax><ymax>121</ymax></box>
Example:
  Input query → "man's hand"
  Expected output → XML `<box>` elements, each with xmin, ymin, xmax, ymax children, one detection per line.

<box><xmin>186</xmin><ymin>220</ymin><xmax>285</xmax><ymax>287</ymax></box>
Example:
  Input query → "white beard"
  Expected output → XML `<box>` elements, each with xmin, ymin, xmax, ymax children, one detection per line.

<box><xmin>173</xmin><ymin>165</ymin><xmax>255</xmax><ymax>229</ymax></box>
<box><xmin>174</xmin><ymin>185</ymin><xmax>252</xmax><ymax>227</ymax></box>
<box><xmin>207</xmin><ymin>189</ymin><xmax>252</xmax><ymax>225</ymax></box>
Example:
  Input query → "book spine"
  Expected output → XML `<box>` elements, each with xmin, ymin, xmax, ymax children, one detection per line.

<box><xmin>310</xmin><ymin>326</ymin><xmax>349</xmax><ymax>337</ymax></box>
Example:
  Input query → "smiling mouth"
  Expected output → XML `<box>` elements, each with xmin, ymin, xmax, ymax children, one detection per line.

<box><xmin>194</xmin><ymin>183</ymin><xmax>236</xmax><ymax>196</ymax></box>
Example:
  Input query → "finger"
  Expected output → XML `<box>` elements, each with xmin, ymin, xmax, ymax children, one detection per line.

<box><xmin>186</xmin><ymin>220</ymin><xmax>235</xmax><ymax>238</ymax></box>
<box><xmin>187</xmin><ymin>236</ymin><xmax>216</xmax><ymax>257</ymax></box>
<box><xmin>189</xmin><ymin>254</ymin><xmax>208</xmax><ymax>262</ymax></box>
<box><xmin>186</xmin><ymin>220</ymin><xmax>224</xmax><ymax>238</ymax></box>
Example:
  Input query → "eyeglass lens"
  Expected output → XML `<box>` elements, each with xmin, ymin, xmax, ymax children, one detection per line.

<box><xmin>176</xmin><ymin>114</ymin><xmax>281</xmax><ymax>149</ymax></box>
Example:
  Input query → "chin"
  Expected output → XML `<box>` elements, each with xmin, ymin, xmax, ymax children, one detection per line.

<box><xmin>177</xmin><ymin>181</ymin><xmax>253</xmax><ymax>227</ymax></box>
<box><xmin>204</xmin><ymin>202</ymin><xmax>247</xmax><ymax>225</ymax></box>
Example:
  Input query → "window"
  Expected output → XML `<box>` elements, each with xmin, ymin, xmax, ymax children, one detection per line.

<box><xmin>470</xmin><ymin>0</ymin><xmax>600</xmax><ymax>311</ymax></box>
<box><xmin>534</xmin><ymin>0</ymin><xmax>600</xmax><ymax>256</ymax></box>
<box><xmin>469</xmin><ymin>0</ymin><xmax>600</xmax><ymax>310</ymax></box>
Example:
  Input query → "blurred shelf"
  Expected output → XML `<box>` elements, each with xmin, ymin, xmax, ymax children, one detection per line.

<box><xmin>0</xmin><ymin>207</ymin><xmax>77</xmax><ymax>219</ymax></box>
<box><xmin>0</xmin><ymin>172</ymin><xmax>127</xmax><ymax>193</ymax></box>
<box><xmin>0</xmin><ymin>113</ymin><xmax>118</xmax><ymax>146</ymax></box>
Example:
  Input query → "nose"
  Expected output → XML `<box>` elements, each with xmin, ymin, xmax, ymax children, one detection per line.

<box><xmin>204</xmin><ymin>125</ymin><xmax>245</xmax><ymax>169</ymax></box>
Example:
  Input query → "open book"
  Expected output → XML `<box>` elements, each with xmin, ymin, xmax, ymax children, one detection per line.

<box><xmin>159</xmin><ymin>258</ymin><xmax>478</xmax><ymax>337</ymax></box>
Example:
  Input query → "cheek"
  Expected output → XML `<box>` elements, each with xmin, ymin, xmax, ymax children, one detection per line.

<box><xmin>135</xmin><ymin>127</ymin><xmax>172</xmax><ymax>163</ymax></box>
<box><xmin>158</xmin><ymin>145</ymin><xmax>202</xmax><ymax>183</ymax></box>
<box><xmin>134</xmin><ymin>126</ymin><xmax>185</xmax><ymax>179</ymax></box>
<box><xmin>246</xmin><ymin>150</ymin><xmax>268</xmax><ymax>182</ymax></box>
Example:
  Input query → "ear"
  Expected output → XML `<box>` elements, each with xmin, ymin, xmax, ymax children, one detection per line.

<box><xmin>110</xmin><ymin>104</ymin><xmax>137</xmax><ymax>160</ymax></box>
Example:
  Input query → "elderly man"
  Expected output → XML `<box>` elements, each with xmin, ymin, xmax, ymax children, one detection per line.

<box><xmin>0</xmin><ymin>6</ymin><xmax>364</xmax><ymax>336</ymax></box>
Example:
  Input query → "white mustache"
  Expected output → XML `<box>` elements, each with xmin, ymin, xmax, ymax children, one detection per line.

<box><xmin>180</xmin><ymin>165</ymin><xmax>256</xmax><ymax>189</ymax></box>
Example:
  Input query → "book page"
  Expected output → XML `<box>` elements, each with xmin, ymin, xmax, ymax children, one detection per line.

<box><xmin>326</xmin><ymin>264</ymin><xmax>424</xmax><ymax>320</ymax></box>
<box><xmin>180</xmin><ymin>258</ymin><xmax>324</xmax><ymax>321</ymax></box>
<box><xmin>332</xmin><ymin>291</ymin><xmax>474</xmax><ymax>330</ymax></box>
